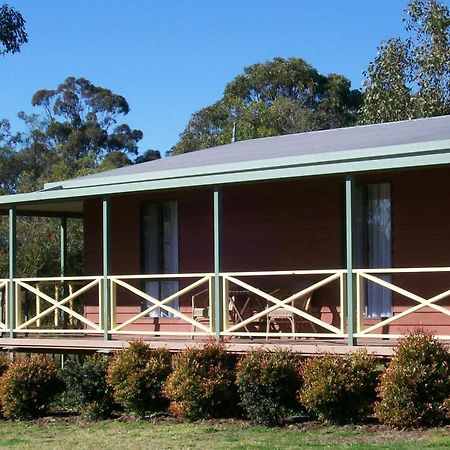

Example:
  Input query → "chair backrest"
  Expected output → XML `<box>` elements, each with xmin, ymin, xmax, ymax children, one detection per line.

<box><xmin>191</xmin><ymin>288</ymin><xmax>209</xmax><ymax>314</ymax></box>
<box><xmin>267</xmin><ymin>289</ymin><xmax>313</xmax><ymax>318</ymax></box>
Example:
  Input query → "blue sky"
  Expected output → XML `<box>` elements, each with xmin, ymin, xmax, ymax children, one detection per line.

<box><xmin>1</xmin><ymin>0</ymin><xmax>446</xmax><ymax>157</ymax></box>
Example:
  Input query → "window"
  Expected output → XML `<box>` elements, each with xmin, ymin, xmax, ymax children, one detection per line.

<box><xmin>354</xmin><ymin>183</ymin><xmax>392</xmax><ymax>317</ymax></box>
<box><xmin>141</xmin><ymin>201</ymin><xmax>179</xmax><ymax>317</ymax></box>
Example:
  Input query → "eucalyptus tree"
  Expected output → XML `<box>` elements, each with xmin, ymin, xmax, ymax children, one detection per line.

<box><xmin>0</xmin><ymin>78</ymin><xmax>144</xmax><ymax>278</ymax></box>
<box><xmin>14</xmin><ymin>77</ymin><xmax>143</xmax><ymax>191</ymax></box>
<box><xmin>172</xmin><ymin>57</ymin><xmax>362</xmax><ymax>154</ymax></box>
<box><xmin>360</xmin><ymin>0</ymin><xmax>450</xmax><ymax>124</ymax></box>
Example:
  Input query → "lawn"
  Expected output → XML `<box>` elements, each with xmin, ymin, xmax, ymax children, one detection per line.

<box><xmin>0</xmin><ymin>419</ymin><xmax>448</xmax><ymax>449</ymax></box>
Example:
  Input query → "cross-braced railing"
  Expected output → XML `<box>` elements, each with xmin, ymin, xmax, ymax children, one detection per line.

<box><xmin>11</xmin><ymin>276</ymin><xmax>103</xmax><ymax>334</ymax></box>
<box><xmin>108</xmin><ymin>273</ymin><xmax>215</xmax><ymax>337</ymax></box>
<box><xmin>220</xmin><ymin>270</ymin><xmax>347</xmax><ymax>339</ymax></box>
<box><xmin>355</xmin><ymin>268</ymin><xmax>450</xmax><ymax>339</ymax></box>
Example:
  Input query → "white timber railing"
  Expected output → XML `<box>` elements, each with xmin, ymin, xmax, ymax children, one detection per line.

<box><xmin>220</xmin><ymin>270</ymin><xmax>347</xmax><ymax>339</ymax></box>
<box><xmin>1</xmin><ymin>267</ymin><xmax>448</xmax><ymax>341</ymax></box>
<box><xmin>108</xmin><ymin>273</ymin><xmax>215</xmax><ymax>337</ymax></box>
<box><xmin>355</xmin><ymin>267</ymin><xmax>450</xmax><ymax>340</ymax></box>
<box><xmin>11</xmin><ymin>276</ymin><xmax>103</xmax><ymax>334</ymax></box>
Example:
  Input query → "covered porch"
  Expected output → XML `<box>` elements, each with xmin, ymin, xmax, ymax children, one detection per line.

<box><xmin>0</xmin><ymin>116</ymin><xmax>449</xmax><ymax>353</ymax></box>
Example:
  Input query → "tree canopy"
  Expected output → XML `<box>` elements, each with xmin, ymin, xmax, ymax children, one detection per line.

<box><xmin>0</xmin><ymin>77</ymin><xmax>146</xmax><ymax>193</ymax></box>
<box><xmin>0</xmin><ymin>4</ymin><xmax>27</xmax><ymax>56</ymax></box>
<box><xmin>0</xmin><ymin>77</ymin><xmax>150</xmax><ymax>277</ymax></box>
<box><xmin>360</xmin><ymin>0</ymin><xmax>450</xmax><ymax>124</ymax></box>
<box><xmin>172</xmin><ymin>57</ymin><xmax>362</xmax><ymax>154</ymax></box>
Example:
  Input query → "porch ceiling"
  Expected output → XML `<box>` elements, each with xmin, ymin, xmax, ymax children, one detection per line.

<box><xmin>1</xmin><ymin>115</ymin><xmax>450</xmax><ymax>211</ymax></box>
<box><xmin>0</xmin><ymin>199</ymin><xmax>83</xmax><ymax>218</ymax></box>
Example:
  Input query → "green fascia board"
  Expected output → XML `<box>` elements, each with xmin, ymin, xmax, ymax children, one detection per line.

<box><xmin>1</xmin><ymin>139</ymin><xmax>450</xmax><ymax>207</ymax></box>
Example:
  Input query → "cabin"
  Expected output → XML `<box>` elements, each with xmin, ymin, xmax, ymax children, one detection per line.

<box><xmin>0</xmin><ymin>115</ymin><xmax>449</xmax><ymax>355</ymax></box>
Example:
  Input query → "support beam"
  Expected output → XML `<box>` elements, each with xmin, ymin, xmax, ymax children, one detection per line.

<box><xmin>345</xmin><ymin>176</ymin><xmax>356</xmax><ymax>346</ymax></box>
<box><xmin>60</xmin><ymin>216</ymin><xmax>68</xmax><ymax>328</ymax></box>
<box><xmin>102</xmin><ymin>198</ymin><xmax>111</xmax><ymax>341</ymax></box>
<box><xmin>8</xmin><ymin>208</ymin><xmax>16</xmax><ymax>338</ymax></box>
<box><xmin>213</xmin><ymin>187</ymin><xmax>223</xmax><ymax>341</ymax></box>
<box><xmin>60</xmin><ymin>216</ymin><xmax>67</xmax><ymax>278</ymax></box>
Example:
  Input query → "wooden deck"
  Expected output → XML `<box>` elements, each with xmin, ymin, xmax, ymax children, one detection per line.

<box><xmin>0</xmin><ymin>335</ymin><xmax>407</xmax><ymax>357</ymax></box>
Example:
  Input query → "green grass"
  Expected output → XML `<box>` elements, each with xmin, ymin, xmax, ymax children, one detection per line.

<box><xmin>0</xmin><ymin>420</ymin><xmax>448</xmax><ymax>449</ymax></box>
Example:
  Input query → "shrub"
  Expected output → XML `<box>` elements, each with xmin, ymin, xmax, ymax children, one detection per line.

<box><xmin>375</xmin><ymin>329</ymin><xmax>450</xmax><ymax>428</ymax></box>
<box><xmin>0</xmin><ymin>355</ymin><xmax>64</xmax><ymax>419</ymax></box>
<box><xmin>300</xmin><ymin>350</ymin><xmax>379</xmax><ymax>424</ymax></box>
<box><xmin>235</xmin><ymin>349</ymin><xmax>302</xmax><ymax>426</ymax></box>
<box><xmin>63</xmin><ymin>354</ymin><xmax>115</xmax><ymax>420</ymax></box>
<box><xmin>0</xmin><ymin>353</ymin><xmax>9</xmax><ymax>376</ymax></box>
<box><xmin>164</xmin><ymin>343</ymin><xmax>237</xmax><ymax>420</ymax></box>
<box><xmin>106</xmin><ymin>341</ymin><xmax>172</xmax><ymax>417</ymax></box>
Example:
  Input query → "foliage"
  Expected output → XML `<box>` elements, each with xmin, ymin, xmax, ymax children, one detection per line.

<box><xmin>15</xmin><ymin>76</ymin><xmax>143</xmax><ymax>188</ymax></box>
<box><xmin>163</xmin><ymin>343</ymin><xmax>238</xmax><ymax>420</ymax></box>
<box><xmin>235</xmin><ymin>349</ymin><xmax>303</xmax><ymax>426</ymax></box>
<box><xmin>134</xmin><ymin>149</ymin><xmax>161</xmax><ymax>164</ymax></box>
<box><xmin>0</xmin><ymin>4</ymin><xmax>27</xmax><ymax>56</ymax></box>
<box><xmin>300</xmin><ymin>350</ymin><xmax>380</xmax><ymax>424</ymax></box>
<box><xmin>172</xmin><ymin>57</ymin><xmax>362</xmax><ymax>154</ymax></box>
<box><xmin>0</xmin><ymin>355</ymin><xmax>64</xmax><ymax>419</ymax></box>
<box><xmin>0</xmin><ymin>216</ymin><xmax>83</xmax><ymax>279</ymax></box>
<box><xmin>0</xmin><ymin>76</ymin><xmax>145</xmax><ymax>279</ymax></box>
<box><xmin>375</xmin><ymin>329</ymin><xmax>450</xmax><ymax>428</ymax></box>
<box><xmin>0</xmin><ymin>352</ymin><xmax>9</xmax><ymax>376</ymax></box>
<box><xmin>106</xmin><ymin>341</ymin><xmax>172</xmax><ymax>417</ymax></box>
<box><xmin>360</xmin><ymin>0</ymin><xmax>450</xmax><ymax>123</ymax></box>
<box><xmin>63</xmin><ymin>354</ymin><xmax>115</xmax><ymax>420</ymax></box>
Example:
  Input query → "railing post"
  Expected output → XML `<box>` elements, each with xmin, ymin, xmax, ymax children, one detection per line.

<box><xmin>102</xmin><ymin>197</ymin><xmax>111</xmax><ymax>341</ymax></box>
<box><xmin>8</xmin><ymin>207</ymin><xmax>16</xmax><ymax>338</ymax></box>
<box><xmin>213</xmin><ymin>187</ymin><xmax>223</xmax><ymax>341</ymax></box>
<box><xmin>345</xmin><ymin>176</ymin><xmax>356</xmax><ymax>346</ymax></box>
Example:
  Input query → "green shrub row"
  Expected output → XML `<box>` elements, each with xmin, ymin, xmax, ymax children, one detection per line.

<box><xmin>0</xmin><ymin>329</ymin><xmax>448</xmax><ymax>427</ymax></box>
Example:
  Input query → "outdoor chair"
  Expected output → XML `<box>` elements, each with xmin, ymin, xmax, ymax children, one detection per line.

<box><xmin>191</xmin><ymin>288</ymin><xmax>255</xmax><ymax>338</ymax></box>
<box><xmin>191</xmin><ymin>288</ymin><xmax>210</xmax><ymax>338</ymax></box>
<box><xmin>265</xmin><ymin>288</ymin><xmax>316</xmax><ymax>339</ymax></box>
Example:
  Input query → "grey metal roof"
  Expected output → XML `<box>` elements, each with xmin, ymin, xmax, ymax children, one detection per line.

<box><xmin>1</xmin><ymin>115</ymin><xmax>450</xmax><ymax>211</ymax></box>
<box><xmin>61</xmin><ymin>114</ymin><xmax>450</xmax><ymax>184</ymax></box>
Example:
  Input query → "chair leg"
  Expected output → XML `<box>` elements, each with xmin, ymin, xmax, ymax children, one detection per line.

<box><xmin>266</xmin><ymin>317</ymin><xmax>272</xmax><ymax>340</ymax></box>
<box><xmin>191</xmin><ymin>319</ymin><xmax>197</xmax><ymax>340</ymax></box>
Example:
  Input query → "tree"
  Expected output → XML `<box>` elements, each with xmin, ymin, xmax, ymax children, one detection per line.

<box><xmin>134</xmin><ymin>149</ymin><xmax>161</xmax><ymax>164</ymax></box>
<box><xmin>0</xmin><ymin>4</ymin><xmax>27</xmax><ymax>56</ymax></box>
<box><xmin>0</xmin><ymin>77</ymin><xmax>144</xmax><ymax>278</ymax></box>
<box><xmin>14</xmin><ymin>77</ymin><xmax>144</xmax><ymax>191</ymax></box>
<box><xmin>0</xmin><ymin>119</ymin><xmax>22</xmax><ymax>194</ymax></box>
<box><xmin>172</xmin><ymin>57</ymin><xmax>362</xmax><ymax>154</ymax></box>
<box><xmin>360</xmin><ymin>0</ymin><xmax>450</xmax><ymax>124</ymax></box>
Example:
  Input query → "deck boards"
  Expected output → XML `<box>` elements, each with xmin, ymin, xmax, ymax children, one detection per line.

<box><xmin>0</xmin><ymin>335</ymin><xmax>406</xmax><ymax>356</ymax></box>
